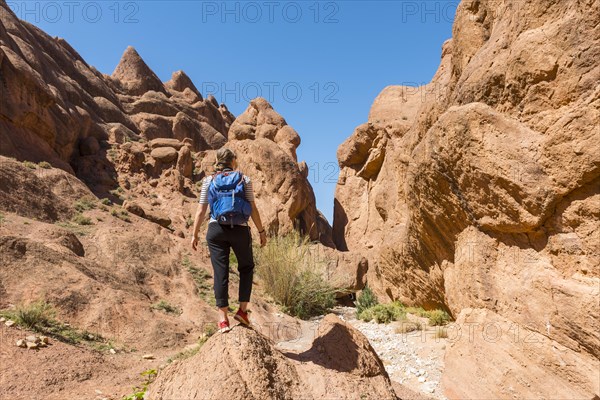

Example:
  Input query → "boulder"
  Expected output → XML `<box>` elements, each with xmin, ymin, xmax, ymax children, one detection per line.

<box><xmin>176</xmin><ymin>145</ymin><xmax>193</xmax><ymax>178</ymax></box>
<box><xmin>147</xmin><ymin>314</ymin><xmax>398</xmax><ymax>400</ymax></box>
<box><xmin>150</xmin><ymin>147</ymin><xmax>178</xmax><ymax>164</ymax></box>
<box><xmin>144</xmin><ymin>210</ymin><xmax>172</xmax><ymax>229</ymax></box>
<box><xmin>149</xmin><ymin>138</ymin><xmax>184</xmax><ymax>150</ymax></box>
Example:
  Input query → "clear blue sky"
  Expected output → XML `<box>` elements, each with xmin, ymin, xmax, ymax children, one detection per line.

<box><xmin>10</xmin><ymin>1</ymin><xmax>456</xmax><ymax>222</ymax></box>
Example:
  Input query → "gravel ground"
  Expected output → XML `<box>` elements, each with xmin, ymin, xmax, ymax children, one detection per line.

<box><xmin>330</xmin><ymin>306</ymin><xmax>449</xmax><ymax>400</ymax></box>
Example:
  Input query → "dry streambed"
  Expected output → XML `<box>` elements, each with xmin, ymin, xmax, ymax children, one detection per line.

<box><xmin>277</xmin><ymin>307</ymin><xmax>449</xmax><ymax>400</ymax></box>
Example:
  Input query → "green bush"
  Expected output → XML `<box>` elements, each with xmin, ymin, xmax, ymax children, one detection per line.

<box><xmin>358</xmin><ymin>302</ymin><xmax>406</xmax><ymax>324</ymax></box>
<box><xmin>100</xmin><ymin>198</ymin><xmax>112</xmax><ymax>206</ymax></box>
<box><xmin>38</xmin><ymin>161</ymin><xmax>51</xmax><ymax>169</ymax></box>
<box><xmin>255</xmin><ymin>231</ymin><xmax>336</xmax><ymax>320</ymax></box>
<box><xmin>426</xmin><ymin>309</ymin><xmax>451</xmax><ymax>326</ymax></box>
<box><xmin>355</xmin><ymin>284</ymin><xmax>378</xmax><ymax>317</ymax></box>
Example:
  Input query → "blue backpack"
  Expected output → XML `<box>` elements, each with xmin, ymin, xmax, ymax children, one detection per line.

<box><xmin>207</xmin><ymin>170</ymin><xmax>252</xmax><ymax>226</ymax></box>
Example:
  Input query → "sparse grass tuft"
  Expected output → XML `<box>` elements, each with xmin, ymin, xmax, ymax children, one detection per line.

<box><xmin>22</xmin><ymin>160</ymin><xmax>37</xmax><ymax>169</ymax></box>
<box><xmin>111</xmin><ymin>208</ymin><xmax>131</xmax><ymax>222</ymax></box>
<box><xmin>434</xmin><ymin>326</ymin><xmax>449</xmax><ymax>339</ymax></box>
<box><xmin>167</xmin><ymin>323</ymin><xmax>217</xmax><ymax>364</ymax></box>
<box><xmin>107</xmin><ymin>149</ymin><xmax>118</xmax><ymax>162</ymax></box>
<box><xmin>185</xmin><ymin>215</ymin><xmax>194</xmax><ymax>228</ymax></box>
<box><xmin>394</xmin><ymin>320</ymin><xmax>424</xmax><ymax>334</ymax></box>
<box><xmin>184</xmin><ymin>255</ymin><xmax>214</xmax><ymax>305</ymax></box>
<box><xmin>100</xmin><ymin>198</ymin><xmax>112</xmax><ymax>206</ymax></box>
<box><xmin>0</xmin><ymin>213</ymin><xmax>4</xmax><ymax>224</ymax></box>
<box><xmin>6</xmin><ymin>300</ymin><xmax>55</xmax><ymax>329</ymax></box>
<box><xmin>151</xmin><ymin>300</ymin><xmax>181</xmax><ymax>315</ymax></box>
<box><xmin>0</xmin><ymin>300</ymin><xmax>106</xmax><ymax>345</ymax></box>
<box><xmin>109</xmin><ymin>187</ymin><xmax>125</xmax><ymax>200</ymax></box>
<box><xmin>38</xmin><ymin>161</ymin><xmax>51</xmax><ymax>169</ymax></box>
<box><xmin>255</xmin><ymin>230</ymin><xmax>336</xmax><ymax>320</ymax></box>
<box><xmin>71</xmin><ymin>213</ymin><xmax>93</xmax><ymax>225</ymax></box>
<box><xmin>74</xmin><ymin>196</ymin><xmax>97</xmax><ymax>212</ymax></box>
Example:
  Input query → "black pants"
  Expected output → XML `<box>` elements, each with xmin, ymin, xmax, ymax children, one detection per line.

<box><xmin>206</xmin><ymin>223</ymin><xmax>254</xmax><ymax>308</ymax></box>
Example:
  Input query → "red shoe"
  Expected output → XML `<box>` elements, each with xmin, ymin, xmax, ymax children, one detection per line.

<box><xmin>218</xmin><ymin>320</ymin><xmax>231</xmax><ymax>333</ymax></box>
<box><xmin>234</xmin><ymin>309</ymin><xmax>251</xmax><ymax>326</ymax></box>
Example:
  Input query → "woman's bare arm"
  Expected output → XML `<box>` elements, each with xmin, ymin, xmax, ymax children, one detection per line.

<box><xmin>250</xmin><ymin>201</ymin><xmax>267</xmax><ymax>247</ymax></box>
<box><xmin>191</xmin><ymin>203</ymin><xmax>209</xmax><ymax>251</ymax></box>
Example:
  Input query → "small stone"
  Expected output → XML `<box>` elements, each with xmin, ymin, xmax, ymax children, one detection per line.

<box><xmin>38</xmin><ymin>341</ymin><xmax>47</xmax><ymax>347</ymax></box>
<box><xmin>5</xmin><ymin>320</ymin><xmax>15</xmax><ymax>327</ymax></box>
<box><xmin>26</xmin><ymin>341</ymin><xmax>38</xmax><ymax>349</ymax></box>
<box><xmin>16</xmin><ymin>339</ymin><xmax>26</xmax><ymax>348</ymax></box>
<box><xmin>26</xmin><ymin>335</ymin><xmax>40</xmax><ymax>343</ymax></box>
<box><xmin>109</xmin><ymin>348</ymin><xmax>117</xmax><ymax>354</ymax></box>
<box><xmin>0</xmin><ymin>317</ymin><xmax>5</xmax><ymax>322</ymax></box>
<box><xmin>418</xmin><ymin>376</ymin><xmax>426</xmax><ymax>383</ymax></box>
<box><xmin>39</xmin><ymin>336</ymin><xmax>49</xmax><ymax>344</ymax></box>
<box><xmin>142</xmin><ymin>354</ymin><xmax>155</xmax><ymax>360</ymax></box>
<box><xmin>88</xmin><ymin>334</ymin><xmax>95</xmax><ymax>340</ymax></box>
<box><xmin>95</xmin><ymin>389</ymin><xmax>103</xmax><ymax>394</ymax></box>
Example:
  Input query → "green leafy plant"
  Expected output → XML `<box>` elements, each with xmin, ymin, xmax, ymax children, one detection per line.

<box><xmin>122</xmin><ymin>369</ymin><xmax>157</xmax><ymax>400</ymax></box>
<box><xmin>355</xmin><ymin>284</ymin><xmax>378</xmax><ymax>318</ymax></box>
<box><xmin>255</xmin><ymin>230</ymin><xmax>336</xmax><ymax>320</ymax></box>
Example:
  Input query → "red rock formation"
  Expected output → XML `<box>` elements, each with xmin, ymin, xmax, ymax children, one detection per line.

<box><xmin>333</xmin><ymin>0</ymin><xmax>600</xmax><ymax>397</ymax></box>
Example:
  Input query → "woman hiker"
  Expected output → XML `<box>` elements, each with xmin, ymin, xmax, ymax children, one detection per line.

<box><xmin>190</xmin><ymin>148</ymin><xmax>267</xmax><ymax>333</ymax></box>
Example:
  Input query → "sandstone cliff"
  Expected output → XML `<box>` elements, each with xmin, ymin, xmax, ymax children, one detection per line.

<box><xmin>333</xmin><ymin>0</ymin><xmax>599</xmax><ymax>397</ymax></box>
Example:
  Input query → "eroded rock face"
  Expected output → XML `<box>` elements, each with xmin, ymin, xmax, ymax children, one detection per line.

<box><xmin>333</xmin><ymin>0</ymin><xmax>599</xmax><ymax>397</ymax></box>
<box><xmin>147</xmin><ymin>314</ymin><xmax>398</xmax><ymax>400</ymax></box>
<box><xmin>0</xmin><ymin>1</ymin><xmax>233</xmax><ymax>193</ymax></box>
